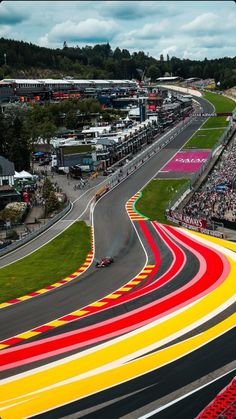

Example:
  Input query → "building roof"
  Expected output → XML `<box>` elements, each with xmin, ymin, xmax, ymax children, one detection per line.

<box><xmin>0</xmin><ymin>156</ymin><xmax>15</xmax><ymax>176</ymax></box>
<box><xmin>157</xmin><ymin>76</ymin><xmax>181</xmax><ymax>81</ymax></box>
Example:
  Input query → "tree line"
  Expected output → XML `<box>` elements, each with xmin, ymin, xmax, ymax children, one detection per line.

<box><xmin>0</xmin><ymin>38</ymin><xmax>235</xmax><ymax>89</ymax></box>
<box><xmin>0</xmin><ymin>97</ymin><xmax>104</xmax><ymax>171</ymax></box>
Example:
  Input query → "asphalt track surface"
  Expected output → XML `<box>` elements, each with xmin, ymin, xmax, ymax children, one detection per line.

<box><xmin>0</xmin><ymin>97</ymin><xmax>212</xmax><ymax>341</ymax></box>
<box><xmin>1</xmin><ymin>96</ymin><xmax>234</xmax><ymax>418</ymax></box>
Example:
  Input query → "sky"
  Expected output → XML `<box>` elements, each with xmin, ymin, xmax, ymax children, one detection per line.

<box><xmin>0</xmin><ymin>1</ymin><xmax>235</xmax><ymax>61</ymax></box>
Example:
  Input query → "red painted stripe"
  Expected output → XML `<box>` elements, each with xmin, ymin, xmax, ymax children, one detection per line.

<box><xmin>1</xmin><ymin>337</ymin><xmax>23</xmax><ymax>346</ymax></box>
<box><xmin>7</xmin><ymin>299</ymin><xmax>21</xmax><ymax>304</ymax></box>
<box><xmin>31</xmin><ymin>325</ymin><xmax>54</xmax><ymax>333</ymax></box>
<box><xmin>59</xmin><ymin>315</ymin><xmax>81</xmax><ymax>322</ymax></box>
<box><xmin>0</xmin><ymin>224</ymin><xmax>229</xmax><ymax>370</ymax></box>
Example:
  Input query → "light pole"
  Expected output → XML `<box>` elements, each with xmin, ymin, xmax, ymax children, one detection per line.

<box><xmin>4</xmin><ymin>53</ymin><xmax>7</xmax><ymax>66</ymax></box>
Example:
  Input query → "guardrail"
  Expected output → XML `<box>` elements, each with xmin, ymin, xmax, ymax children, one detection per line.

<box><xmin>0</xmin><ymin>201</ymin><xmax>72</xmax><ymax>257</ymax></box>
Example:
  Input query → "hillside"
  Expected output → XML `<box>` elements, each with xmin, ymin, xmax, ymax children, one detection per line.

<box><xmin>0</xmin><ymin>37</ymin><xmax>236</xmax><ymax>88</ymax></box>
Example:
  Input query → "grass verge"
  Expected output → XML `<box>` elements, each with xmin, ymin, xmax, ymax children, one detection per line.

<box><xmin>0</xmin><ymin>221</ymin><xmax>91</xmax><ymax>303</ymax></box>
<box><xmin>204</xmin><ymin>91</ymin><xmax>236</xmax><ymax>113</ymax></box>
<box><xmin>135</xmin><ymin>179</ymin><xmax>189</xmax><ymax>222</ymax></box>
<box><xmin>201</xmin><ymin>117</ymin><xmax>229</xmax><ymax>129</ymax></box>
<box><xmin>183</xmin><ymin>128</ymin><xmax>225</xmax><ymax>149</ymax></box>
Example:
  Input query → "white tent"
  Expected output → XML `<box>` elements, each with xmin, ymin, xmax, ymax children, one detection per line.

<box><xmin>14</xmin><ymin>170</ymin><xmax>33</xmax><ymax>179</ymax></box>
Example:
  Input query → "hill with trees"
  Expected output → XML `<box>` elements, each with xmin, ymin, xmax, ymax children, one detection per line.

<box><xmin>0</xmin><ymin>38</ymin><xmax>236</xmax><ymax>89</ymax></box>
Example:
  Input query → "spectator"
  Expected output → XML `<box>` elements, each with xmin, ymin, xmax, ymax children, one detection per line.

<box><xmin>183</xmin><ymin>135</ymin><xmax>236</xmax><ymax>223</ymax></box>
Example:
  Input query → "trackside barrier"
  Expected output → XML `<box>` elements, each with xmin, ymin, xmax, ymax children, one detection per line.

<box><xmin>0</xmin><ymin>201</ymin><xmax>72</xmax><ymax>257</ymax></box>
<box><xmin>167</xmin><ymin>124</ymin><xmax>236</xmax><ymax>212</ymax></box>
<box><xmin>196</xmin><ymin>377</ymin><xmax>236</xmax><ymax>419</ymax></box>
<box><xmin>95</xmin><ymin>185</ymin><xmax>110</xmax><ymax>201</ymax></box>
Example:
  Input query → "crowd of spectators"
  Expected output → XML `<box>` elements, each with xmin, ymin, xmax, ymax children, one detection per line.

<box><xmin>183</xmin><ymin>135</ymin><xmax>236</xmax><ymax>223</ymax></box>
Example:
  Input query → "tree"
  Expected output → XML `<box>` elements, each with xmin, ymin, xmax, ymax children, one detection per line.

<box><xmin>147</xmin><ymin>65</ymin><xmax>161</xmax><ymax>81</ymax></box>
<box><xmin>65</xmin><ymin>111</ymin><xmax>78</xmax><ymax>129</ymax></box>
<box><xmin>5</xmin><ymin>116</ymin><xmax>31</xmax><ymax>171</ymax></box>
<box><xmin>37</xmin><ymin>120</ymin><xmax>57</xmax><ymax>144</ymax></box>
<box><xmin>42</xmin><ymin>177</ymin><xmax>54</xmax><ymax>200</ymax></box>
<box><xmin>45</xmin><ymin>191</ymin><xmax>60</xmax><ymax>216</ymax></box>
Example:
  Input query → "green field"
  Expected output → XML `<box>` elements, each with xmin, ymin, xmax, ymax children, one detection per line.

<box><xmin>135</xmin><ymin>179</ymin><xmax>188</xmax><ymax>222</ymax></box>
<box><xmin>184</xmin><ymin>128</ymin><xmax>225</xmax><ymax>149</ymax></box>
<box><xmin>201</xmin><ymin>117</ymin><xmax>229</xmax><ymax>129</ymax></box>
<box><xmin>0</xmin><ymin>221</ymin><xmax>91</xmax><ymax>303</ymax></box>
<box><xmin>204</xmin><ymin>91</ymin><xmax>236</xmax><ymax>113</ymax></box>
<box><xmin>201</xmin><ymin>92</ymin><xmax>235</xmax><ymax>130</ymax></box>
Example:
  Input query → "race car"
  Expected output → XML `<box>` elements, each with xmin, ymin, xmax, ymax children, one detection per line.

<box><xmin>95</xmin><ymin>257</ymin><xmax>114</xmax><ymax>268</ymax></box>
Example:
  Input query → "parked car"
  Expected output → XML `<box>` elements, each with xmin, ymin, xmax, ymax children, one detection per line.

<box><xmin>95</xmin><ymin>257</ymin><xmax>114</xmax><ymax>268</ymax></box>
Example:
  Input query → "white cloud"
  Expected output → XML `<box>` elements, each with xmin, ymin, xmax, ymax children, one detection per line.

<box><xmin>127</xmin><ymin>20</ymin><xmax>169</xmax><ymax>40</ymax></box>
<box><xmin>48</xmin><ymin>18</ymin><xmax>120</xmax><ymax>43</ymax></box>
<box><xmin>1</xmin><ymin>1</ymin><xmax>235</xmax><ymax>60</ymax></box>
<box><xmin>181</xmin><ymin>13</ymin><xmax>218</xmax><ymax>32</ymax></box>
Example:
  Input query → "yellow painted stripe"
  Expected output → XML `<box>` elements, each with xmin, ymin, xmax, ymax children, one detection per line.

<box><xmin>106</xmin><ymin>294</ymin><xmax>121</xmax><ymax>299</ymax></box>
<box><xmin>119</xmin><ymin>287</ymin><xmax>132</xmax><ymax>291</ymax></box>
<box><xmin>136</xmin><ymin>275</ymin><xmax>147</xmax><ymax>279</ymax></box>
<box><xmin>46</xmin><ymin>320</ymin><xmax>68</xmax><ymax>327</ymax></box>
<box><xmin>0</xmin><ymin>343</ymin><xmax>9</xmax><ymax>350</ymax></box>
<box><xmin>51</xmin><ymin>283</ymin><xmax>62</xmax><ymax>288</ymax></box>
<box><xmin>72</xmin><ymin>310</ymin><xmax>89</xmax><ymax>316</ymax></box>
<box><xmin>129</xmin><ymin>280</ymin><xmax>141</xmax><ymax>285</ymax></box>
<box><xmin>142</xmin><ymin>269</ymin><xmax>152</xmax><ymax>273</ymax></box>
<box><xmin>183</xmin><ymin>228</ymin><xmax>236</xmax><ymax>252</ymax></box>
<box><xmin>35</xmin><ymin>289</ymin><xmax>48</xmax><ymax>294</ymax></box>
<box><xmin>0</xmin><ymin>302</ymin><xmax>12</xmax><ymax>309</ymax></box>
<box><xmin>0</xmin><ymin>314</ymin><xmax>234</xmax><ymax>418</ymax></box>
<box><xmin>17</xmin><ymin>295</ymin><xmax>32</xmax><ymax>301</ymax></box>
<box><xmin>16</xmin><ymin>331</ymin><xmax>40</xmax><ymax>339</ymax></box>
<box><xmin>90</xmin><ymin>301</ymin><xmax>107</xmax><ymax>307</ymax></box>
<box><xmin>146</xmin><ymin>265</ymin><xmax>155</xmax><ymax>268</ymax></box>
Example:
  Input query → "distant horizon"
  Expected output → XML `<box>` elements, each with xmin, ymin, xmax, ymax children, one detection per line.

<box><xmin>1</xmin><ymin>36</ymin><xmax>235</xmax><ymax>63</ymax></box>
<box><xmin>0</xmin><ymin>1</ymin><xmax>235</xmax><ymax>60</ymax></box>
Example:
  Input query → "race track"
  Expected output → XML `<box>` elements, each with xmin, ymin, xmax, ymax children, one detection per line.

<box><xmin>1</xmin><ymin>96</ymin><xmax>235</xmax><ymax>419</ymax></box>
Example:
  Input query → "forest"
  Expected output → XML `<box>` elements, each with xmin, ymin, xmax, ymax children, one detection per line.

<box><xmin>0</xmin><ymin>38</ymin><xmax>236</xmax><ymax>89</ymax></box>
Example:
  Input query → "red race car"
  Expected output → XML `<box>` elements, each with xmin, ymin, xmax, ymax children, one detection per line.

<box><xmin>95</xmin><ymin>257</ymin><xmax>114</xmax><ymax>268</ymax></box>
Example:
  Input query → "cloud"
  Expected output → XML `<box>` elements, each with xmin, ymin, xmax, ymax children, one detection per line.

<box><xmin>0</xmin><ymin>25</ymin><xmax>11</xmax><ymax>38</ymax></box>
<box><xmin>181</xmin><ymin>13</ymin><xmax>219</xmax><ymax>33</ymax></box>
<box><xmin>0</xmin><ymin>3</ymin><xmax>29</xmax><ymax>25</ymax></box>
<box><xmin>126</xmin><ymin>20</ymin><xmax>169</xmax><ymax>40</ymax></box>
<box><xmin>47</xmin><ymin>18</ymin><xmax>120</xmax><ymax>43</ymax></box>
<box><xmin>1</xmin><ymin>1</ymin><xmax>235</xmax><ymax>61</ymax></box>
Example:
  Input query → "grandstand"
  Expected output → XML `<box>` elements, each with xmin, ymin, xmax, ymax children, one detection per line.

<box><xmin>0</xmin><ymin>79</ymin><xmax>138</xmax><ymax>103</ymax></box>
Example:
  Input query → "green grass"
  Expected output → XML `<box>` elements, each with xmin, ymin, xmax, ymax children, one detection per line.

<box><xmin>204</xmin><ymin>92</ymin><xmax>236</xmax><ymax>113</ymax></box>
<box><xmin>201</xmin><ymin>117</ymin><xmax>229</xmax><ymax>129</ymax></box>
<box><xmin>63</xmin><ymin>145</ymin><xmax>94</xmax><ymax>154</ymax></box>
<box><xmin>135</xmin><ymin>179</ymin><xmax>188</xmax><ymax>222</ymax></box>
<box><xmin>0</xmin><ymin>221</ymin><xmax>91</xmax><ymax>303</ymax></box>
<box><xmin>184</xmin><ymin>128</ymin><xmax>225</xmax><ymax>149</ymax></box>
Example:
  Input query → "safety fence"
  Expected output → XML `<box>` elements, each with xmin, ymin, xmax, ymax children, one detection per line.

<box><xmin>196</xmin><ymin>376</ymin><xmax>236</xmax><ymax>419</ymax></box>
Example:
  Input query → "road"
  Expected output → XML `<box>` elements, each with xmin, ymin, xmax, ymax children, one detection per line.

<box><xmin>1</xmin><ymin>96</ymin><xmax>234</xmax><ymax>419</ymax></box>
